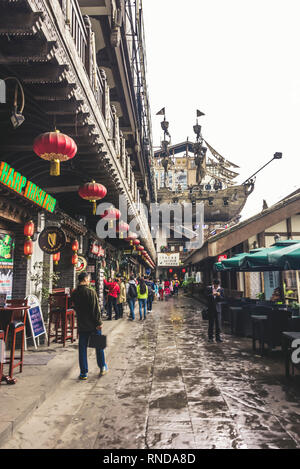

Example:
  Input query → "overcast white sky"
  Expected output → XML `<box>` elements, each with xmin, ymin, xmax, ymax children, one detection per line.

<box><xmin>143</xmin><ymin>0</ymin><xmax>300</xmax><ymax>220</ymax></box>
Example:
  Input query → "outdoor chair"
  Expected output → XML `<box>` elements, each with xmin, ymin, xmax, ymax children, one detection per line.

<box><xmin>3</xmin><ymin>299</ymin><xmax>28</xmax><ymax>378</ymax></box>
<box><xmin>48</xmin><ymin>293</ymin><xmax>75</xmax><ymax>347</ymax></box>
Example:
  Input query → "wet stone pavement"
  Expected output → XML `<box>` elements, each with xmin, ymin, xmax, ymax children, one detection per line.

<box><xmin>4</xmin><ymin>293</ymin><xmax>300</xmax><ymax>449</ymax></box>
<box><xmin>94</xmin><ymin>294</ymin><xmax>300</xmax><ymax>450</ymax></box>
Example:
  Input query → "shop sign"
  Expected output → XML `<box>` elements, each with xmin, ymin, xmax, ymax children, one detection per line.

<box><xmin>218</xmin><ymin>255</ymin><xmax>228</xmax><ymax>262</ymax></box>
<box><xmin>0</xmin><ymin>161</ymin><xmax>57</xmax><ymax>213</ymax></box>
<box><xmin>158</xmin><ymin>253</ymin><xmax>180</xmax><ymax>267</ymax></box>
<box><xmin>0</xmin><ymin>233</ymin><xmax>14</xmax><ymax>299</ymax></box>
<box><xmin>38</xmin><ymin>226</ymin><xmax>66</xmax><ymax>254</ymax></box>
<box><xmin>76</xmin><ymin>255</ymin><xmax>87</xmax><ymax>273</ymax></box>
<box><xmin>89</xmin><ymin>241</ymin><xmax>105</xmax><ymax>258</ymax></box>
<box><xmin>26</xmin><ymin>294</ymin><xmax>47</xmax><ymax>349</ymax></box>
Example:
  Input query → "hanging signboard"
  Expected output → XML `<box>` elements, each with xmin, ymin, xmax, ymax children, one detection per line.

<box><xmin>38</xmin><ymin>226</ymin><xmax>66</xmax><ymax>255</ymax></box>
<box><xmin>26</xmin><ymin>294</ymin><xmax>47</xmax><ymax>349</ymax></box>
<box><xmin>76</xmin><ymin>255</ymin><xmax>87</xmax><ymax>273</ymax></box>
<box><xmin>0</xmin><ymin>233</ymin><xmax>14</xmax><ymax>299</ymax></box>
<box><xmin>158</xmin><ymin>253</ymin><xmax>180</xmax><ymax>267</ymax></box>
<box><xmin>89</xmin><ymin>240</ymin><xmax>105</xmax><ymax>259</ymax></box>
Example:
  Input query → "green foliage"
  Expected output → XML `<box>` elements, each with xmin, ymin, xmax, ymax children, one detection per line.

<box><xmin>30</xmin><ymin>261</ymin><xmax>60</xmax><ymax>301</ymax></box>
<box><xmin>256</xmin><ymin>292</ymin><xmax>265</xmax><ymax>300</ymax></box>
<box><xmin>182</xmin><ymin>277</ymin><xmax>195</xmax><ymax>287</ymax></box>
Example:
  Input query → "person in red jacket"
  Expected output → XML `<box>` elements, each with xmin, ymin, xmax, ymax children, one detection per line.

<box><xmin>104</xmin><ymin>277</ymin><xmax>120</xmax><ymax>320</ymax></box>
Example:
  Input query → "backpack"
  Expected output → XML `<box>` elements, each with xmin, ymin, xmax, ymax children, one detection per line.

<box><xmin>127</xmin><ymin>283</ymin><xmax>137</xmax><ymax>299</ymax></box>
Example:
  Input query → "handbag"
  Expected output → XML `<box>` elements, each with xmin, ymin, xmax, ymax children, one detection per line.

<box><xmin>201</xmin><ymin>308</ymin><xmax>209</xmax><ymax>320</ymax></box>
<box><xmin>88</xmin><ymin>333</ymin><xmax>107</xmax><ymax>349</ymax></box>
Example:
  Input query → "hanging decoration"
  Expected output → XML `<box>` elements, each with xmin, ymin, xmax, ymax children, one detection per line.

<box><xmin>72</xmin><ymin>239</ymin><xmax>79</xmax><ymax>253</ymax></box>
<box><xmin>78</xmin><ymin>181</ymin><xmax>107</xmax><ymax>215</ymax></box>
<box><xmin>72</xmin><ymin>253</ymin><xmax>78</xmax><ymax>266</ymax></box>
<box><xmin>53</xmin><ymin>252</ymin><xmax>61</xmax><ymax>265</ymax></box>
<box><xmin>24</xmin><ymin>220</ymin><xmax>35</xmax><ymax>259</ymax></box>
<box><xmin>133</xmin><ymin>239</ymin><xmax>140</xmax><ymax>251</ymax></box>
<box><xmin>125</xmin><ymin>232</ymin><xmax>137</xmax><ymax>246</ymax></box>
<box><xmin>24</xmin><ymin>220</ymin><xmax>35</xmax><ymax>238</ymax></box>
<box><xmin>24</xmin><ymin>239</ymin><xmax>33</xmax><ymax>258</ymax></box>
<box><xmin>116</xmin><ymin>221</ymin><xmax>129</xmax><ymax>239</ymax></box>
<box><xmin>33</xmin><ymin>130</ymin><xmax>77</xmax><ymax>176</ymax></box>
<box><xmin>137</xmin><ymin>245</ymin><xmax>144</xmax><ymax>256</ymax></box>
<box><xmin>100</xmin><ymin>207</ymin><xmax>121</xmax><ymax>228</ymax></box>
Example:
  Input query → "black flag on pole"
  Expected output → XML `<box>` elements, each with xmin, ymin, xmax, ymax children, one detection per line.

<box><xmin>197</xmin><ymin>109</ymin><xmax>205</xmax><ymax>117</ymax></box>
<box><xmin>156</xmin><ymin>108</ymin><xmax>165</xmax><ymax>116</ymax></box>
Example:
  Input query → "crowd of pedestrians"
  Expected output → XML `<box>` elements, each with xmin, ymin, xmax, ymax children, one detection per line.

<box><xmin>102</xmin><ymin>275</ymin><xmax>181</xmax><ymax>321</ymax></box>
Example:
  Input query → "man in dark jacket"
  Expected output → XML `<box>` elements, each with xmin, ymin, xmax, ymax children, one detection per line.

<box><xmin>207</xmin><ymin>279</ymin><xmax>225</xmax><ymax>343</ymax></box>
<box><xmin>71</xmin><ymin>272</ymin><xmax>107</xmax><ymax>380</ymax></box>
<box><xmin>144</xmin><ymin>276</ymin><xmax>155</xmax><ymax>313</ymax></box>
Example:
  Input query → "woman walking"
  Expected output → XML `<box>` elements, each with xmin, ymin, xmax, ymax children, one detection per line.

<box><xmin>137</xmin><ymin>278</ymin><xmax>148</xmax><ymax>321</ymax></box>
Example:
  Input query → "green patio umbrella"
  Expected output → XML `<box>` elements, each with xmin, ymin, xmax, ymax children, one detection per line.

<box><xmin>222</xmin><ymin>249</ymin><xmax>264</xmax><ymax>269</ymax></box>
<box><xmin>268</xmin><ymin>241</ymin><xmax>300</xmax><ymax>270</ymax></box>
<box><xmin>240</xmin><ymin>240</ymin><xmax>299</xmax><ymax>271</ymax></box>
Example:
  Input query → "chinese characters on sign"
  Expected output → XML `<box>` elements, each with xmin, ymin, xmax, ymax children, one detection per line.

<box><xmin>157</xmin><ymin>253</ymin><xmax>180</xmax><ymax>267</ymax></box>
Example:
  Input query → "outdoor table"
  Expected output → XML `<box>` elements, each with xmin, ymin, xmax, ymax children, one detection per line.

<box><xmin>282</xmin><ymin>332</ymin><xmax>300</xmax><ymax>378</ymax></box>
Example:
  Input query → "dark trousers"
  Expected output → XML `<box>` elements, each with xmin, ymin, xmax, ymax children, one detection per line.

<box><xmin>117</xmin><ymin>303</ymin><xmax>124</xmax><ymax>318</ymax></box>
<box><xmin>107</xmin><ymin>296</ymin><xmax>119</xmax><ymax>319</ymax></box>
<box><xmin>208</xmin><ymin>308</ymin><xmax>222</xmax><ymax>340</ymax></box>
<box><xmin>147</xmin><ymin>295</ymin><xmax>153</xmax><ymax>311</ymax></box>
<box><xmin>78</xmin><ymin>330</ymin><xmax>106</xmax><ymax>375</ymax></box>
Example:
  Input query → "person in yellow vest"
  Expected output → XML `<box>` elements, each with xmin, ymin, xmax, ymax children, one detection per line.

<box><xmin>137</xmin><ymin>278</ymin><xmax>148</xmax><ymax>321</ymax></box>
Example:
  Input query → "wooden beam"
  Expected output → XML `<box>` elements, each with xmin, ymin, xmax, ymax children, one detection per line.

<box><xmin>26</xmin><ymin>83</ymin><xmax>77</xmax><ymax>100</ymax></box>
<box><xmin>0</xmin><ymin>40</ymin><xmax>57</xmax><ymax>61</ymax></box>
<box><xmin>0</xmin><ymin>12</ymin><xmax>44</xmax><ymax>34</ymax></box>
<box><xmin>12</xmin><ymin>64</ymin><xmax>69</xmax><ymax>83</ymax></box>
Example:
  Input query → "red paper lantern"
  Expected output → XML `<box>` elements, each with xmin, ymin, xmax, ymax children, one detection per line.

<box><xmin>53</xmin><ymin>252</ymin><xmax>61</xmax><ymax>265</ymax></box>
<box><xmin>125</xmin><ymin>232</ymin><xmax>137</xmax><ymax>246</ymax></box>
<box><xmin>24</xmin><ymin>220</ymin><xmax>35</xmax><ymax>238</ymax></box>
<box><xmin>72</xmin><ymin>239</ymin><xmax>79</xmax><ymax>252</ymax></box>
<box><xmin>100</xmin><ymin>207</ymin><xmax>121</xmax><ymax>228</ymax></box>
<box><xmin>169</xmin><ymin>269</ymin><xmax>173</xmax><ymax>273</ymax></box>
<box><xmin>182</xmin><ymin>268</ymin><xmax>186</xmax><ymax>273</ymax></box>
<box><xmin>78</xmin><ymin>181</ymin><xmax>107</xmax><ymax>215</ymax></box>
<box><xmin>33</xmin><ymin>130</ymin><xmax>77</xmax><ymax>176</ymax></box>
<box><xmin>72</xmin><ymin>253</ymin><xmax>78</xmax><ymax>266</ymax></box>
<box><xmin>24</xmin><ymin>239</ymin><xmax>33</xmax><ymax>258</ymax></box>
<box><xmin>116</xmin><ymin>221</ymin><xmax>129</xmax><ymax>239</ymax></box>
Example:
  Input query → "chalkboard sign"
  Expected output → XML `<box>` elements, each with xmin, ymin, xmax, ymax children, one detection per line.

<box><xmin>26</xmin><ymin>295</ymin><xmax>47</xmax><ymax>349</ymax></box>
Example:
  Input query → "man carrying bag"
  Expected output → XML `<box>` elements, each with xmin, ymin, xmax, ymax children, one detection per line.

<box><xmin>71</xmin><ymin>272</ymin><xmax>108</xmax><ymax>380</ymax></box>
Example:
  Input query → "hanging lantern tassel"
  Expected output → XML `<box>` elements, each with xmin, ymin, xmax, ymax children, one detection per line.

<box><xmin>50</xmin><ymin>159</ymin><xmax>61</xmax><ymax>177</ymax></box>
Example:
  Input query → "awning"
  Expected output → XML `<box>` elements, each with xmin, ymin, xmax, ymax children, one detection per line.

<box><xmin>214</xmin><ymin>240</ymin><xmax>300</xmax><ymax>272</ymax></box>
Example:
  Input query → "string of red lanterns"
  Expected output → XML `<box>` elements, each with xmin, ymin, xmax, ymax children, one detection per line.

<box><xmin>24</xmin><ymin>220</ymin><xmax>35</xmax><ymax>258</ymax></box>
